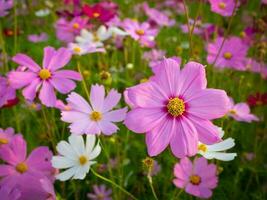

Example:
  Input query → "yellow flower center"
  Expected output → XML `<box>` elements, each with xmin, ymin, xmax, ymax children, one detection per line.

<box><xmin>97</xmin><ymin>194</ymin><xmax>105</xmax><ymax>199</ymax></box>
<box><xmin>90</xmin><ymin>111</ymin><xmax>102</xmax><ymax>121</ymax></box>
<box><xmin>190</xmin><ymin>175</ymin><xmax>201</xmax><ymax>185</ymax></box>
<box><xmin>240</xmin><ymin>31</ymin><xmax>246</xmax><ymax>38</ymax></box>
<box><xmin>219</xmin><ymin>2</ymin><xmax>226</xmax><ymax>9</ymax></box>
<box><xmin>0</xmin><ymin>138</ymin><xmax>9</xmax><ymax>145</ymax></box>
<box><xmin>16</xmin><ymin>162</ymin><xmax>28</xmax><ymax>174</ymax></box>
<box><xmin>229</xmin><ymin>109</ymin><xmax>237</xmax><ymax>115</ymax></box>
<box><xmin>72</xmin><ymin>23</ymin><xmax>80</xmax><ymax>29</ymax></box>
<box><xmin>135</xmin><ymin>29</ymin><xmax>145</xmax><ymax>36</ymax></box>
<box><xmin>93</xmin><ymin>33</ymin><xmax>100</xmax><ymax>42</ymax></box>
<box><xmin>79</xmin><ymin>155</ymin><xmax>88</xmax><ymax>165</ymax></box>
<box><xmin>39</xmin><ymin>69</ymin><xmax>51</xmax><ymax>80</ymax></box>
<box><xmin>73</xmin><ymin>47</ymin><xmax>81</xmax><ymax>53</ymax></box>
<box><xmin>223</xmin><ymin>52</ymin><xmax>232</xmax><ymax>60</ymax></box>
<box><xmin>167</xmin><ymin>97</ymin><xmax>185</xmax><ymax>117</ymax></box>
<box><xmin>93</xmin><ymin>12</ymin><xmax>100</xmax><ymax>18</ymax></box>
<box><xmin>198</xmin><ymin>144</ymin><xmax>207</xmax><ymax>152</ymax></box>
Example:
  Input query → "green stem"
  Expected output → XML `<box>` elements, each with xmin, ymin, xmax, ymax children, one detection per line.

<box><xmin>147</xmin><ymin>175</ymin><xmax>159</xmax><ymax>200</ymax></box>
<box><xmin>77</xmin><ymin>60</ymin><xmax>90</xmax><ymax>101</ymax></box>
<box><xmin>182</xmin><ymin>0</ymin><xmax>193</xmax><ymax>58</ymax></box>
<box><xmin>91</xmin><ymin>169</ymin><xmax>138</xmax><ymax>200</ymax></box>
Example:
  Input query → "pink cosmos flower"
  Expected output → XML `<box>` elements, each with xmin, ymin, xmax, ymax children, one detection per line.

<box><xmin>0</xmin><ymin>127</ymin><xmax>18</xmax><ymax>149</ymax></box>
<box><xmin>0</xmin><ymin>186</ymin><xmax>21</xmax><ymax>200</ymax></box>
<box><xmin>0</xmin><ymin>0</ymin><xmax>13</xmax><ymax>17</ymax></box>
<box><xmin>208</xmin><ymin>0</ymin><xmax>236</xmax><ymax>17</ymax></box>
<box><xmin>180</xmin><ymin>19</ymin><xmax>204</xmax><ymax>35</ymax></box>
<box><xmin>143</xmin><ymin>49</ymin><xmax>166</xmax><ymax>68</ymax></box>
<box><xmin>173</xmin><ymin>157</ymin><xmax>218</xmax><ymax>198</ymax></box>
<box><xmin>207</xmin><ymin>36</ymin><xmax>248</xmax><ymax>70</ymax></box>
<box><xmin>122</xmin><ymin>19</ymin><xmax>158</xmax><ymax>48</ymax></box>
<box><xmin>8</xmin><ymin>46</ymin><xmax>82</xmax><ymax>107</ymax></box>
<box><xmin>87</xmin><ymin>184</ymin><xmax>112</xmax><ymax>200</ymax></box>
<box><xmin>124</xmin><ymin>58</ymin><xmax>230</xmax><ymax>158</ymax></box>
<box><xmin>0</xmin><ymin>75</ymin><xmax>16</xmax><ymax>108</ymax></box>
<box><xmin>27</xmin><ymin>32</ymin><xmax>48</xmax><ymax>43</ymax></box>
<box><xmin>0</xmin><ymin>136</ymin><xmax>54</xmax><ymax>200</ymax></box>
<box><xmin>55</xmin><ymin>99</ymin><xmax>72</xmax><ymax>111</ymax></box>
<box><xmin>40</xmin><ymin>178</ymin><xmax>56</xmax><ymax>200</ymax></box>
<box><xmin>245</xmin><ymin>58</ymin><xmax>267</xmax><ymax>78</ymax></box>
<box><xmin>61</xmin><ymin>85</ymin><xmax>127</xmax><ymax>135</ymax></box>
<box><xmin>228</xmin><ymin>98</ymin><xmax>259</xmax><ymax>122</ymax></box>
<box><xmin>55</xmin><ymin>17</ymin><xmax>88</xmax><ymax>43</ymax></box>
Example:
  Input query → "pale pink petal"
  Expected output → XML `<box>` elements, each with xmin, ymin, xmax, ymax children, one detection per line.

<box><xmin>61</xmin><ymin>111</ymin><xmax>88</xmax><ymax>123</ymax></box>
<box><xmin>84</xmin><ymin>122</ymin><xmax>101</xmax><ymax>135</ymax></box>
<box><xmin>50</xmin><ymin>77</ymin><xmax>76</xmax><ymax>94</ymax></box>
<box><xmin>39</xmin><ymin>81</ymin><xmax>56</xmax><ymax>107</ymax></box>
<box><xmin>146</xmin><ymin>118</ymin><xmax>174</xmax><ymax>156</ymax></box>
<box><xmin>103</xmin><ymin>107</ymin><xmax>127</xmax><ymax>122</ymax></box>
<box><xmin>8</xmin><ymin>71</ymin><xmax>37</xmax><ymax>89</ymax></box>
<box><xmin>70</xmin><ymin>118</ymin><xmax>91</xmax><ymax>135</ymax></box>
<box><xmin>185</xmin><ymin>184</ymin><xmax>202</xmax><ymax>198</ymax></box>
<box><xmin>124</xmin><ymin>108</ymin><xmax>167</xmax><ymax>133</ymax></box>
<box><xmin>98</xmin><ymin>121</ymin><xmax>119</xmax><ymax>135</ymax></box>
<box><xmin>47</xmin><ymin>48</ymin><xmax>72</xmax><ymax>71</ymax></box>
<box><xmin>173</xmin><ymin>179</ymin><xmax>186</xmax><ymax>188</ymax></box>
<box><xmin>67</xmin><ymin>92</ymin><xmax>91</xmax><ymax>113</ymax></box>
<box><xmin>173</xmin><ymin>163</ymin><xmax>190</xmax><ymax>181</ymax></box>
<box><xmin>170</xmin><ymin>117</ymin><xmax>198</xmax><ymax>158</ymax></box>
<box><xmin>53</xmin><ymin>70</ymin><xmax>82</xmax><ymax>80</ymax></box>
<box><xmin>102</xmin><ymin>89</ymin><xmax>121</xmax><ymax>112</ymax></box>
<box><xmin>186</xmin><ymin>89</ymin><xmax>230</xmax><ymax>120</ymax></box>
<box><xmin>90</xmin><ymin>84</ymin><xmax>105</xmax><ymax>111</ymax></box>
<box><xmin>22</xmin><ymin>78</ymin><xmax>41</xmax><ymax>101</ymax></box>
<box><xmin>199</xmin><ymin>187</ymin><xmax>213</xmax><ymax>198</ymax></box>
<box><xmin>42</xmin><ymin>47</ymin><xmax>56</xmax><ymax>69</ymax></box>
<box><xmin>12</xmin><ymin>54</ymin><xmax>41</xmax><ymax>72</ymax></box>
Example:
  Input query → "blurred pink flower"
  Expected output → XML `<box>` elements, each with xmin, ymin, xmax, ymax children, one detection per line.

<box><xmin>55</xmin><ymin>17</ymin><xmax>88</xmax><ymax>43</ymax></box>
<box><xmin>207</xmin><ymin>36</ymin><xmax>248</xmax><ymax>70</ymax></box>
<box><xmin>143</xmin><ymin>49</ymin><xmax>166</xmax><ymax>68</ymax></box>
<box><xmin>122</xmin><ymin>19</ymin><xmax>158</xmax><ymax>48</ymax></box>
<box><xmin>173</xmin><ymin>157</ymin><xmax>218</xmax><ymax>198</ymax></box>
<box><xmin>0</xmin><ymin>75</ymin><xmax>16</xmax><ymax>108</ymax></box>
<box><xmin>0</xmin><ymin>0</ymin><xmax>13</xmax><ymax>17</ymax></box>
<box><xmin>0</xmin><ymin>136</ymin><xmax>54</xmax><ymax>200</ymax></box>
<box><xmin>0</xmin><ymin>127</ymin><xmax>18</xmax><ymax>149</ymax></box>
<box><xmin>208</xmin><ymin>0</ymin><xmax>236</xmax><ymax>16</ymax></box>
<box><xmin>8</xmin><ymin>46</ymin><xmax>82</xmax><ymax>107</ymax></box>
<box><xmin>61</xmin><ymin>85</ymin><xmax>127</xmax><ymax>135</ymax></box>
<box><xmin>228</xmin><ymin>98</ymin><xmax>259</xmax><ymax>122</ymax></box>
<box><xmin>245</xmin><ymin>58</ymin><xmax>267</xmax><ymax>78</ymax></box>
<box><xmin>124</xmin><ymin>58</ymin><xmax>230</xmax><ymax>158</ymax></box>
<box><xmin>87</xmin><ymin>184</ymin><xmax>112</xmax><ymax>200</ymax></box>
<box><xmin>27</xmin><ymin>32</ymin><xmax>48</xmax><ymax>43</ymax></box>
<box><xmin>55</xmin><ymin>99</ymin><xmax>72</xmax><ymax>111</ymax></box>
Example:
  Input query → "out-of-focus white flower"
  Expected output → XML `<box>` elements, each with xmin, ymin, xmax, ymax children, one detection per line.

<box><xmin>68</xmin><ymin>43</ymin><xmax>105</xmax><ymax>56</ymax></box>
<box><xmin>35</xmin><ymin>8</ymin><xmax>50</xmax><ymax>17</ymax></box>
<box><xmin>198</xmin><ymin>127</ymin><xmax>237</xmax><ymax>161</ymax></box>
<box><xmin>52</xmin><ymin>135</ymin><xmax>101</xmax><ymax>181</ymax></box>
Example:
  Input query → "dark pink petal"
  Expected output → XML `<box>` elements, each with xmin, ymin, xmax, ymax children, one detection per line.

<box><xmin>53</xmin><ymin>70</ymin><xmax>82</xmax><ymax>80</ymax></box>
<box><xmin>179</xmin><ymin>62</ymin><xmax>207</xmax><ymax>98</ymax></box>
<box><xmin>103</xmin><ymin>108</ymin><xmax>127</xmax><ymax>122</ymax></box>
<box><xmin>151</xmin><ymin>58</ymin><xmax>181</xmax><ymax>97</ymax></box>
<box><xmin>170</xmin><ymin>117</ymin><xmax>198</xmax><ymax>158</ymax></box>
<box><xmin>47</xmin><ymin>48</ymin><xmax>72</xmax><ymax>71</ymax></box>
<box><xmin>124</xmin><ymin>108</ymin><xmax>167</xmax><ymax>133</ymax></box>
<box><xmin>102</xmin><ymin>89</ymin><xmax>121</xmax><ymax>112</ymax></box>
<box><xmin>22</xmin><ymin>78</ymin><xmax>41</xmax><ymax>101</ymax></box>
<box><xmin>187</xmin><ymin>89</ymin><xmax>230</xmax><ymax>120</ymax></box>
<box><xmin>8</xmin><ymin>71</ymin><xmax>37</xmax><ymax>89</ymax></box>
<box><xmin>146</xmin><ymin>118</ymin><xmax>174</xmax><ymax>156</ymax></box>
<box><xmin>12</xmin><ymin>53</ymin><xmax>41</xmax><ymax>72</ymax></box>
<box><xmin>127</xmin><ymin>81</ymin><xmax>167</xmax><ymax>108</ymax></box>
<box><xmin>99</xmin><ymin>121</ymin><xmax>119</xmax><ymax>135</ymax></box>
<box><xmin>0</xmin><ymin>165</ymin><xmax>16</xmax><ymax>176</ymax></box>
<box><xmin>90</xmin><ymin>84</ymin><xmax>105</xmax><ymax>111</ymax></box>
<box><xmin>10</xmin><ymin>135</ymin><xmax>27</xmax><ymax>163</ymax></box>
<box><xmin>187</xmin><ymin>115</ymin><xmax>220</xmax><ymax>144</ymax></box>
<box><xmin>50</xmin><ymin>78</ymin><xmax>76</xmax><ymax>94</ymax></box>
<box><xmin>42</xmin><ymin>47</ymin><xmax>56</xmax><ymax>69</ymax></box>
<box><xmin>0</xmin><ymin>146</ymin><xmax>18</xmax><ymax>165</ymax></box>
<box><xmin>39</xmin><ymin>81</ymin><xmax>56</xmax><ymax>107</ymax></box>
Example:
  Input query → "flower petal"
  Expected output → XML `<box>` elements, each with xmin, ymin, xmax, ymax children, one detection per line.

<box><xmin>22</xmin><ymin>78</ymin><xmax>41</xmax><ymax>101</ymax></box>
<box><xmin>42</xmin><ymin>47</ymin><xmax>56</xmax><ymax>69</ymax></box>
<box><xmin>8</xmin><ymin>71</ymin><xmax>37</xmax><ymax>89</ymax></box>
<box><xmin>39</xmin><ymin>81</ymin><xmax>56</xmax><ymax>107</ymax></box>
<box><xmin>103</xmin><ymin>107</ymin><xmax>127</xmax><ymax>122</ymax></box>
<box><xmin>53</xmin><ymin>70</ymin><xmax>82</xmax><ymax>80</ymax></box>
<box><xmin>67</xmin><ymin>92</ymin><xmax>92</xmax><ymax>113</ymax></box>
<box><xmin>47</xmin><ymin>48</ymin><xmax>72</xmax><ymax>71</ymax></box>
<box><xmin>51</xmin><ymin>156</ymin><xmax>76</xmax><ymax>169</ymax></box>
<box><xmin>50</xmin><ymin>77</ymin><xmax>76</xmax><ymax>94</ymax></box>
<box><xmin>102</xmin><ymin>89</ymin><xmax>121</xmax><ymax>112</ymax></box>
<box><xmin>90</xmin><ymin>84</ymin><xmax>105</xmax><ymax>111</ymax></box>
<box><xmin>12</xmin><ymin>53</ymin><xmax>41</xmax><ymax>72</ymax></box>
<box><xmin>98</xmin><ymin>121</ymin><xmax>119</xmax><ymax>135</ymax></box>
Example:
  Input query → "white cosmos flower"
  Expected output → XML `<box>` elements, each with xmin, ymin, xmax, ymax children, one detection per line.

<box><xmin>68</xmin><ymin>43</ymin><xmax>105</xmax><ymax>56</ymax></box>
<box><xmin>35</xmin><ymin>9</ymin><xmax>50</xmax><ymax>17</ymax></box>
<box><xmin>198</xmin><ymin>127</ymin><xmax>237</xmax><ymax>161</ymax></box>
<box><xmin>52</xmin><ymin>134</ymin><xmax>101</xmax><ymax>181</ymax></box>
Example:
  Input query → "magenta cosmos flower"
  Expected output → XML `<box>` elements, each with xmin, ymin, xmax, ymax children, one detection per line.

<box><xmin>122</xmin><ymin>19</ymin><xmax>158</xmax><ymax>48</ymax></box>
<box><xmin>173</xmin><ymin>157</ymin><xmax>218</xmax><ymax>198</ymax></box>
<box><xmin>208</xmin><ymin>0</ymin><xmax>236</xmax><ymax>16</ymax></box>
<box><xmin>87</xmin><ymin>184</ymin><xmax>112</xmax><ymax>200</ymax></box>
<box><xmin>61</xmin><ymin>85</ymin><xmax>127</xmax><ymax>135</ymax></box>
<box><xmin>0</xmin><ymin>0</ymin><xmax>13</xmax><ymax>17</ymax></box>
<box><xmin>8</xmin><ymin>46</ymin><xmax>82</xmax><ymax>107</ymax></box>
<box><xmin>0</xmin><ymin>75</ymin><xmax>16</xmax><ymax>108</ymax></box>
<box><xmin>0</xmin><ymin>136</ymin><xmax>54</xmax><ymax>200</ymax></box>
<box><xmin>0</xmin><ymin>127</ymin><xmax>18</xmax><ymax>150</ymax></box>
<box><xmin>55</xmin><ymin>17</ymin><xmax>88</xmax><ymax>43</ymax></box>
<box><xmin>124</xmin><ymin>58</ymin><xmax>230</xmax><ymax>158</ymax></box>
<box><xmin>0</xmin><ymin>186</ymin><xmax>21</xmax><ymax>200</ymax></box>
<box><xmin>207</xmin><ymin>36</ymin><xmax>248</xmax><ymax>70</ymax></box>
<box><xmin>228</xmin><ymin>98</ymin><xmax>259</xmax><ymax>122</ymax></box>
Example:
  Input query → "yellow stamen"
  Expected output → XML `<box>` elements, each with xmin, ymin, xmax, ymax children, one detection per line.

<box><xmin>90</xmin><ymin>111</ymin><xmax>102</xmax><ymax>121</ymax></box>
<box><xmin>16</xmin><ymin>162</ymin><xmax>28</xmax><ymax>174</ymax></box>
<box><xmin>229</xmin><ymin>109</ymin><xmax>237</xmax><ymax>115</ymax></box>
<box><xmin>167</xmin><ymin>97</ymin><xmax>185</xmax><ymax>117</ymax></box>
<box><xmin>72</xmin><ymin>23</ymin><xmax>80</xmax><ymax>29</ymax></box>
<box><xmin>135</xmin><ymin>29</ymin><xmax>145</xmax><ymax>36</ymax></box>
<box><xmin>79</xmin><ymin>155</ymin><xmax>87</xmax><ymax>165</ymax></box>
<box><xmin>198</xmin><ymin>144</ymin><xmax>207</xmax><ymax>152</ymax></box>
<box><xmin>39</xmin><ymin>69</ymin><xmax>51</xmax><ymax>80</ymax></box>
<box><xmin>93</xmin><ymin>12</ymin><xmax>100</xmax><ymax>18</ymax></box>
<box><xmin>219</xmin><ymin>2</ymin><xmax>226</xmax><ymax>9</ymax></box>
<box><xmin>223</xmin><ymin>52</ymin><xmax>232</xmax><ymax>60</ymax></box>
<box><xmin>73</xmin><ymin>47</ymin><xmax>81</xmax><ymax>53</ymax></box>
<box><xmin>0</xmin><ymin>138</ymin><xmax>9</xmax><ymax>145</ymax></box>
<box><xmin>190</xmin><ymin>175</ymin><xmax>201</xmax><ymax>185</ymax></box>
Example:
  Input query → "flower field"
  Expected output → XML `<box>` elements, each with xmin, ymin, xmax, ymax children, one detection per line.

<box><xmin>0</xmin><ymin>0</ymin><xmax>266</xmax><ymax>199</ymax></box>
